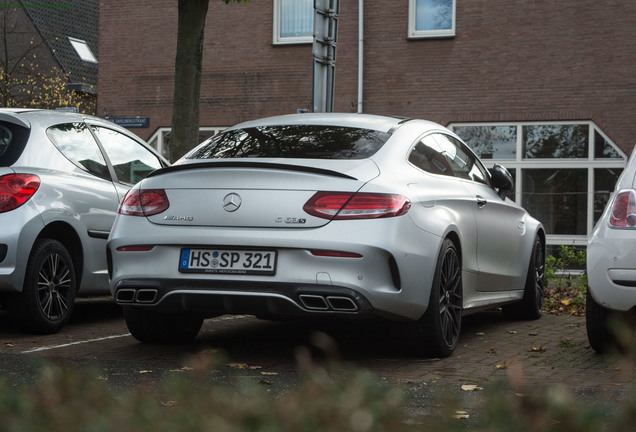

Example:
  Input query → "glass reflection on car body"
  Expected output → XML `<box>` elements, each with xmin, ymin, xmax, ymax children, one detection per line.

<box><xmin>186</xmin><ymin>125</ymin><xmax>391</xmax><ymax>160</ymax></box>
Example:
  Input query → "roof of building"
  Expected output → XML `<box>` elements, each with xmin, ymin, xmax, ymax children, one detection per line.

<box><xmin>20</xmin><ymin>0</ymin><xmax>99</xmax><ymax>93</ymax></box>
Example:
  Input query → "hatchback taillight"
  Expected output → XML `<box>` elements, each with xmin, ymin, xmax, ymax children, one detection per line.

<box><xmin>609</xmin><ymin>190</ymin><xmax>636</xmax><ymax>228</ymax></box>
<box><xmin>0</xmin><ymin>173</ymin><xmax>40</xmax><ymax>213</ymax></box>
<box><xmin>303</xmin><ymin>191</ymin><xmax>411</xmax><ymax>220</ymax></box>
<box><xmin>119</xmin><ymin>189</ymin><xmax>169</xmax><ymax>216</ymax></box>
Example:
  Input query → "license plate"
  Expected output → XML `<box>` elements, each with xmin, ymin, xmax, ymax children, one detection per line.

<box><xmin>178</xmin><ymin>248</ymin><xmax>276</xmax><ymax>275</ymax></box>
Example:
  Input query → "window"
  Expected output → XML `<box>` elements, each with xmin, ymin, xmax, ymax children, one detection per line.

<box><xmin>408</xmin><ymin>0</ymin><xmax>456</xmax><ymax>39</ymax></box>
<box><xmin>47</xmin><ymin>123</ymin><xmax>109</xmax><ymax>180</ymax></box>
<box><xmin>450</xmin><ymin>121</ymin><xmax>628</xmax><ymax>246</ymax></box>
<box><xmin>185</xmin><ymin>125</ymin><xmax>390</xmax><ymax>160</ymax></box>
<box><xmin>90</xmin><ymin>126</ymin><xmax>163</xmax><ymax>185</ymax></box>
<box><xmin>408</xmin><ymin>133</ymin><xmax>489</xmax><ymax>184</ymax></box>
<box><xmin>273</xmin><ymin>0</ymin><xmax>313</xmax><ymax>45</ymax></box>
<box><xmin>68</xmin><ymin>37</ymin><xmax>98</xmax><ymax>63</ymax></box>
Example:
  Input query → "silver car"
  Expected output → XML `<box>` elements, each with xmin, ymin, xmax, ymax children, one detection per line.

<box><xmin>587</xmin><ymin>150</ymin><xmax>636</xmax><ymax>352</ymax></box>
<box><xmin>0</xmin><ymin>108</ymin><xmax>167</xmax><ymax>334</ymax></box>
<box><xmin>108</xmin><ymin>113</ymin><xmax>545</xmax><ymax>357</ymax></box>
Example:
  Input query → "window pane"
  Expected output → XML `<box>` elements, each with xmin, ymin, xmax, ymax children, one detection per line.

<box><xmin>409</xmin><ymin>135</ymin><xmax>452</xmax><ymax>176</ymax></box>
<box><xmin>47</xmin><ymin>123</ymin><xmax>109</xmax><ymax>180</ymax></box>
<box><xmin>415</xmin><ymin>0</ymin><xmax>453</xmax><ymax>31</ymax></box>
<box><xmin>594</xmin><ymin>130</ymin><xmax>623</xmax><ymax>159</ymax></box>
<box><xmin>594</xmin><ymin>168</ymin><xmax>623</xmax><ymax>224</ymax></box>
<box><xmin>91</xmin><ymin>126</ymin><xmax>162</xmax><ymax>185</ymax></box>
<box><xmin>280</xmin><ymin>0</ymin><xmax>313</xmax><ymax>38</ymax></box>
<box><xmin>523</xmin><ymin>124</ymin><xmax>589</xmax><ymax>159</ymax></box>
<box><xmin>453</xmin><ymin>125</ymin><xmax>516</xmax><ymax>159</ymax></box>
<box><xmin>522</xmin><ymin>169</ymin><xmax>587</xmax><ymax>235</ymax></box>
<box><xmin>187</xmin><ymin>125</ymin><xmax>391</xmax><ymax>160</ymax></box>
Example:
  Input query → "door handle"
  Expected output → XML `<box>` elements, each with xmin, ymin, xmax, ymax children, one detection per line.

<box><xmin>476</xmin><ymin>195</ymin><xmax>487</xmax><ymax>208</ymax></box>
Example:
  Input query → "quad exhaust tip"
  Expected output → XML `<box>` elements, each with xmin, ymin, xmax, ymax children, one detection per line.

<box><xmin>115</xmin><ymin>288</ymin><xmax>158</xmax><ymax>304</ymax></box>
<box><xmin>299</xmin><ymin>294</ymin><xmax>358</xmax><ymax>312</ymax></box>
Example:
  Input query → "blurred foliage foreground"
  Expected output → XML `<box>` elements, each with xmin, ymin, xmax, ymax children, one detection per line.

<box><xmin>0</xmin><ymin>245</ymin><xmax>630</xmax><ymax>431</ymax></box>
<box><xmin>1</xmin><ymin>349</ymin><xmax>636</xmax><ymax>432</ymax></box>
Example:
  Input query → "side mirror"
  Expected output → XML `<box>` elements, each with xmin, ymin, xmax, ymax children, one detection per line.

<box><xmin>490</xmin><ymin>164</ymin><xmax>513</xmax><ymax>200</ymax></box>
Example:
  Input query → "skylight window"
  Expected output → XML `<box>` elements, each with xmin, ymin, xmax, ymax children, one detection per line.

<box><xmin>68</xmin><ymin>37</ymin><xmax>98</xmax><ymax>63</ymax></box>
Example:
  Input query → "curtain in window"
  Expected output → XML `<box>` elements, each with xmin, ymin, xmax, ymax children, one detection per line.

<box><xmin>280</xmin><ymin>0</ymin><xmax>313</xmax><ymax>38</ymax></box>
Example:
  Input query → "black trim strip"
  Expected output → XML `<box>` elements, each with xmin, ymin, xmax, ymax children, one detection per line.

<box><xmin>147</xmin><ymin>161</ymin><xmax>357</xmax><ymax>180</ymax></box>
<box><xmin>88</xmin><ymin>230</ymin><xmax>110</xmax><ymax>239</ymax></box>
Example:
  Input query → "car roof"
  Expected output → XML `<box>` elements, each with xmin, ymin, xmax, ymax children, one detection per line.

<box><xmin>227</xmin><ymin>112</ymin><xmax>423</xmax><ymax>134</ymax></box>
<box><xmin>0</xmin><ymin>108</ymin><xmax>143</xmax><ymax>140</ymax></box>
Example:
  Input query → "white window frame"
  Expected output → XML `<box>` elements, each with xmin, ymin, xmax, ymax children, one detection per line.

<box><xmin>68</xmin><ymin>37</ymin><xmax>98</xmax><ymax>63</ymax></box>
<box><xmin>449</xmin><ymin>120</ymin><xmax>628</xmax><ymax>247</ymax></box>
<box><xmin>408</xmin><ymin>0</ymin><xmax>456</xmax><ymax>39</ymax></box>
<box><xmin>273</xmin><ymin>0</ymin><xmax>313</xmax><ymax>45</ymax></box>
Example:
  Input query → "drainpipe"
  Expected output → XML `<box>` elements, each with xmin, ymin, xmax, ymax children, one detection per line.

<box><xmin>357</xmin><ymin>0</ymin><xmax>363</xmax><ymax>113</ymax></box>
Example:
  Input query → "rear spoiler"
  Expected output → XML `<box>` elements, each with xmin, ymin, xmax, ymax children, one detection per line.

<box><xmin>147</xmin><ymin>161</ymin><xmax>357</xmax><ymax>180</ymax></box>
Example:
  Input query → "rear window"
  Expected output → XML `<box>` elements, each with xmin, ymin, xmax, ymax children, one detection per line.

<box><xmin>185</xmin><ymin>125</ymin><xmax>391</xmax><ymax>160</ymax></box>
<box><xmin>0</xmin><ymin>121</ymin><xmax>30</xmax><ymax>166</ymax></box>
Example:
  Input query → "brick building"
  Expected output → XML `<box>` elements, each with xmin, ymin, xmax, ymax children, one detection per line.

<box><xmin>97</xmin><ymin>0</ymin><xmax>636</xmax><ymax>247</ymax></box>
<box><xmin>0</xmin><ymin>0</ymin><xmax>99</xmax><ymax>113</ymax></box>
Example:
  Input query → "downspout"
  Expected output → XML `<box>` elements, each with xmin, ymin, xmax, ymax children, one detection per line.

<box><xmin>357</xmin><ymin>0</ymin><xmax>364</xmax><ymax>113</ymax></box>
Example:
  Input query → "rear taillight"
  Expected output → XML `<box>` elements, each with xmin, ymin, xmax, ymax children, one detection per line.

<box><xmin>119</xmin><ymin>189</ymin><xmax>169</xmax><ymax>216</ymax></box>
<box><xmin>609</xmin><ymin>190</ymin><xmax>636</xmax><ymax>228</ymax></box>
<box><xmin>303</xmin><ymin>191</ymin><xmax>411</xmax><ymax>220</ymax></box>
<box><xmin>0</xmin><ymin>173</ymin><xmax>40</xmax><ymax>213</ymax></box>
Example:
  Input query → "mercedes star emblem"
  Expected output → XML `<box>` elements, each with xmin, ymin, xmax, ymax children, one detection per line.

<box><xmin>223</xmin><ymin>193</ymin><xmax>242</xmax><ymax>212</ymax></box>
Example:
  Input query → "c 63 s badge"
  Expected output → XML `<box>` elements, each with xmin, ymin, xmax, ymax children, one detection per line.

<box><xmin>276</xmin><ymin>217</ymin><xmax>306</xmax><ymax>224</ymax></box>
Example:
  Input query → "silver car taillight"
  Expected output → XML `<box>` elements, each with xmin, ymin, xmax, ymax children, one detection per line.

<box><xmin>0</xmin><ymin>173</ymin><xmax>40</xmax><ymax>213</ymax></box>
<box><xmin>303</xmin><ymin>191</ymin><xmax>411</xmax><ymax>220</ymax></box>
<box><xmin>119</xmin><ymin>189</ymin><xmax>170</xmax><ymax>216</ymax></box>
<box><xmin>609</xmin><ymin>189</ymin><xmax>636</xmax><ymax>228</ymax></box>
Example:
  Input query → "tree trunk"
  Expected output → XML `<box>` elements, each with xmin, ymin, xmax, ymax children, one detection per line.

<box><xmin>170</xmin><ymin>0</ymin><xmax>209</xmax><ymax>162</ymax></box>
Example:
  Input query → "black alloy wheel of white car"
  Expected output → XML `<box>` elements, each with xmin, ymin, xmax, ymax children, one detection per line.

<box><xmin>10</xmin><ymin>239</ymin><xmax>77</xmax><ymax>334</ymax></box>
<box><xmin>586</xmin><ymin>288</ymin><xmax>636</xmax><ymax>353</ymax></box>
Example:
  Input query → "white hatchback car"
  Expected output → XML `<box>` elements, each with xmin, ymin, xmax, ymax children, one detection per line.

<box><xmin>0</xmin><ymin>109</ymin><xmax>167</xmax><ymax>334</ymax></box>
<box><xmin>588</xmin><ymin>150</ymin><xmax>636</xmax><ymax>352</ymax></box>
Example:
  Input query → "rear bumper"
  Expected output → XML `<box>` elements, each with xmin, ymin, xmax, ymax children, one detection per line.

<box><xmin>112</xmin><ymin>278</ymin><xmax>374</xmax><ymax>318</ymax></box>
<box><xmin>587</xmin><ymin>224</ymin><xmax>636</xmax><ymax>311</ymax></box>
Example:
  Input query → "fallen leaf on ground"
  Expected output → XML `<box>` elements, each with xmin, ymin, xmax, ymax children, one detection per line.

<box><xmin>461</xmin><ymin>384</ymin><xmax>482</xmax><ymax>391</ymax></box>
<box><xmin>139</xmin><ymin>370</ymin><xmax>152</xmax><ymax>374</ymax></box>
<box><xmin>487</xmin><ymin>347</ymin><xmax>496</xmax><ymax>354</ymax></box>
<box><xmin>453</xmin><ymin>410</ymin><xmax>470</xmax><ymax>419</ymax></box>
<box><xmin>508</xmin><ymin>330</ymin><xmax>517</xmax><ymax>334</ymax></box>
<box><xmin>496</xmin><ymin>362</ymin><xmax>509</xmax><ymax>369</ymax></box>
<box><xmin>528</xmin><ymin>346</ymin><xmax>547</xmax><ymax>352</ymax></box>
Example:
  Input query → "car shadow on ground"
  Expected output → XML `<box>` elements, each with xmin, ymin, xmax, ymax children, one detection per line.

<box><xmin>190</xmin><ymin>310</ymin><xmax>513</xmax><ymax>366</ymax></box>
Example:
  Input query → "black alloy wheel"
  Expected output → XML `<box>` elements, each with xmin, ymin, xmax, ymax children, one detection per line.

<box><xmin>503</xmin><ymin>236</ymin><xmax>545</xmax><ymax>320</ymax></box>
<box><xmin>404</xmin><ymin>238</ymin><xmax>463</xmax><ymax>358</ymax></box>
<box><xmin>11</xmin><ymin>239</ymin><xmax>77</xmax><ymax>334</ymax></box>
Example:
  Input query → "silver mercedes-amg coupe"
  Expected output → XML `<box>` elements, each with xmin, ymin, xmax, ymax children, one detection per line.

<box><xmin>108</xmin><ymin>113</ymin><xmax>545</xmax><ymax>357</ymax></box>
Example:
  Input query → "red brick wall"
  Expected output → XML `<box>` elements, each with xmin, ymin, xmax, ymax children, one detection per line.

<box><xmin>98</xmin><ymin>0</ymin><xmax>636</xmax><ymax>154</ymax></box>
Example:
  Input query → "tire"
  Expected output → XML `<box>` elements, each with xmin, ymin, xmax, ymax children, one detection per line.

<box><xmin>10</xmin><ymin>239</ymin><xmax>77</xmax><ymax>334</ymax></box>
<box><xmin>502</xmin><ymin>235</ymin><xmax>545</xmax><ymax>320</ymax></box>
<box><xmin>402</xmin><ymin>238</ymin><xmax>463</xmax><ymax>358</ymax></box>
<box><xmin>123</xmin><ymin>306</ymin><xmax>203</xmax><ymax>344</ymax></box>
<box><xmin>586</xmin><ymin>288</ymin><xmax>634</xmax><ymax>353</ymax></box>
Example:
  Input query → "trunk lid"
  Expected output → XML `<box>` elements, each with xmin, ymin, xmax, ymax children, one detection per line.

<box><xmin>142</xmin><ymin>159</ymin><xmax>379</xmax><ymax>228</ymax></box>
